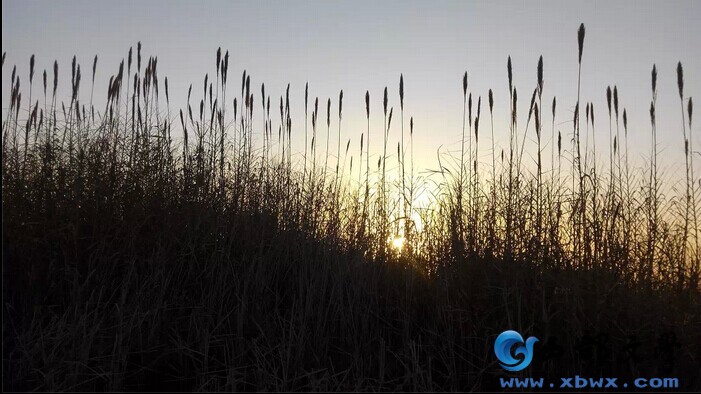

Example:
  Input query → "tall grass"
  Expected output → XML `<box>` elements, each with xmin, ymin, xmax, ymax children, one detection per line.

<box><xmin>3</xmin><ymin>24</ymin><xmax>700</xmax><ymax>391</ymax></box>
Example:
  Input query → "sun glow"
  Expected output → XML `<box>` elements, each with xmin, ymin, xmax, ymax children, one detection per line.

<box><xmin>390</xmin><ymin>236</ymin><xmax>405</xmax><ymax>251</ymax></box>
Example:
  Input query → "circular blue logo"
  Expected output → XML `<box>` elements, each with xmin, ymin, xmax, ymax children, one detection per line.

<box><xmin>494</xmin><ymin>330</ymin><xmax>539</xmax><ymax>371</ymax></box>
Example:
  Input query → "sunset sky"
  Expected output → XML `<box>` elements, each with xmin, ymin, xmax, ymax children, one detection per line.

<box><xmin>3</xmin><ymin>0</ymin><xmax>699</xmax><ymax>181</ymax></box>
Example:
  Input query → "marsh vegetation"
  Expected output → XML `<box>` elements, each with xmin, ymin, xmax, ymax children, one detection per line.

<box><xmin>3</xmin><ymin>24</ymin><xmax>700</xmax><ymax>391</ymax></box>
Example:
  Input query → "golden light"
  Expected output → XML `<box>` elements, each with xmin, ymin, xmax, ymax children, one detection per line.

<box><xmin>391</xmin><ymin>236</ymin><xmax>405</xmax><ymax>251</ymax></box>
<box><xmin>411</xmin><ymin>211</ymin><xmax>423</xmax><ymax>233</ymax></box>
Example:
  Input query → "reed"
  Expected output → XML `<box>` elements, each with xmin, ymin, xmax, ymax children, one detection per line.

<box><xmin>459</xmin><ymin>71</ymin><xmax>468</xmax><ymax>248</ymax></box>
<box><xmin>399</xmin><ymin>74</ymin><xmax>407</xmax><ymax>240</ymax></box>
<box><xmin>678</xmin><ymin>62</ymin><xmax>691</xmax><ymax>276</ymax></box>
<box><xmin>647</xmin><ymin>65</ymin><xmax>659</xmax><ymax>281</ymax></box>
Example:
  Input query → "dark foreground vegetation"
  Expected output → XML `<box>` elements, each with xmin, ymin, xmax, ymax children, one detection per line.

<box><xmin>3</xmin><ymin>25</ymin><xmax>700</xmax><ymax>391</ymax></box>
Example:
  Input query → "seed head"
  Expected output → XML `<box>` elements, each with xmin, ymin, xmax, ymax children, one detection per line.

<box><xmin>204</xmin><ymin>73</ymin><xmax>209</xmax><ymax>99</ymax></box>
<box><xmin>489</xmin><ymin>89</ymin><xmax>494</xmax><ymax>114</ymax></box>
<box><xmin>477</xmin><ymin>96</ymin><xmax>482</xmax><ymax>119</ymax></box>
<box><xmin>30</xmin><ymin>54</ymin><xmax>35</xmax><ymax>84</ymax></box>
<box><xmin>677</xmin><ymin>62</ymin><xmax>684</xmax><ymax>99</ymax></box>
<box><xmin>463</xmin><ymin>71</ymin><xmax>468</xmax><ymax>97</ymax></box>
<box><xmin>577</xmin><ymin>23</ymin><xmax>585</xmax><ymax>64</ymax></box>
<box><xmin>137</xmin><ymin>42</ymin><xmax>142</xmax><ymax>72</ymax></box>
<box><xmin>507</xmin><ymin>56</ymin><xmax>513</xmax><ymax>95</ymax></box>
<box><xmin>339</xmin><ymin>90</ymin><xmax>343</xmax><ymax>119</ymax></box>
<box><xmin>383</xmin><ymin>87</ymin><xmax>388</xmax><ymax>116</ymax></box>
<box><xmin>216</xmin><ymin>47</ymin><xmax>221</xmax><ymax>75</ymax></box>
<box><xmin>468</xmin><ymin>93</ymin><xmax>473</xmax><ymax>127</ymax></box>
<box><xmin>365</xmin><ymin>91</ymin><xmax>370</xmax><ymax>119</ymax></box>
<box><xmin>399</xmin><ymin>74</ymin><xmax>404</xmax><ymax>110</ymax></box>
<box><xmin>245</xmin><ymin>75</ymin><xmax>251</xmax><ymax>102</ymax></box>
<box><xmin>223</xmin><ymin>51</ymin><xmax>229</xmax><ymax>84</ymax></box>
<box><xmin>552</xmin><ymin>96</ymin><xmax>556</xmax><ymax>119</ymax></box>
<box><xmin>528</xmin><ymin>88</ymin><xmax>537</xmax><ymax>121</ymax></box>
<box><xmin>90</xmin><ymin>56</ymin><xmax>99</xmax><ymax>89</ymax></box>
<box><xmin>71</xmin><ymin>55</ymin><xmax>76</xmax><ymax>85</ymax></box>
<box><xmin>689</xmin><ymin>97</ymin><xmax>693</xmax><ymax>127</ymax></box>
<box><xmin>73</xmin><ymin>64</ymin><xmax>81</xmax><ymax>101</ymax></box>
<box><xmin>558</xmin><ymin>131</ymin><xmax>562</xmax><ymax>156</ymax></box>
<box><xmin>537</xmin><ymin>55</ymin><xmax>543</xmax><ymax>97</ymax></box>
<box><xmin>128</xmin><ymin>47</ymin><xmax>132</xmax><ymax>74</ymax></box>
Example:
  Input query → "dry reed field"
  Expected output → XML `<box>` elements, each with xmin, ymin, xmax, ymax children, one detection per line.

<box><xmin>3</xmin><ymin>23</ymin><xmax>701</xmax><ymax>391</ymax></box>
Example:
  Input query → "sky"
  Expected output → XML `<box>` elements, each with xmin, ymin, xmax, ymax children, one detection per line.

<box><xmin>3</xmin><ymin>0</ymin><xmax>700</xmax><ymax>185</ymax></box>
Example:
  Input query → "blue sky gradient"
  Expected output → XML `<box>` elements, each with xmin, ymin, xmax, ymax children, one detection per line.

<box><xmin>3</xmin><ymin>0</ymin><xmax>700</xmax><ymax>180</ymax></box>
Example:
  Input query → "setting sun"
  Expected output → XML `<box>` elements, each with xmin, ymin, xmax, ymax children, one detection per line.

<box><xmin>390</xmin><ymin>236</ymin><xmax>405</xmax><ymax>251</ymax></box>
